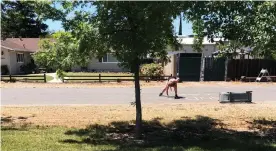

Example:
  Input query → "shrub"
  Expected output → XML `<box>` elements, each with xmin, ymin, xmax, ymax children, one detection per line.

<box><xmin>20</xmin><ymin>59</ymin><xmax>37</xmax><ymax>74</ymax></box>
<box><xmin>140</xmin><ymin>63</ymin><xmax>163</xmax><ymax>77</ymax></box>
<box><xmin>1</xmin><ymin>65</ymin><xmax>9</xmax><ymax>75</ymax></box>
<box><xmin>10</xmin><ymin>77</ymin><xmax>16</xmax><ymax>83</ymax></box>
<box><xmin>56</xmin><ymin>69</ymin><xmax>65</xmax><ymax>80</ymax></box>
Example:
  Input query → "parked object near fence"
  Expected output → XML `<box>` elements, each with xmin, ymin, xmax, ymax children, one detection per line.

<box><xmin>256</xmin><ymin>69</ymin><xmax>272</xmax><ymax>82</ymax></box>
<box><xmin>219</xmin><ymin>91</ymin><xmax>252</xmax><ymax>103</ymax></box>
<box><xmin>240</xmin><ymin>68</ymin><xmax>276</xmax><ymax>82</ymax></box>
<box><xmin>1</xmin><ymin>74</ymin><xmax>46</xmax><ymax>83</ymax></box>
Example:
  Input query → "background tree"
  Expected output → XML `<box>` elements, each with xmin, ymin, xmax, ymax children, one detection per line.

<box><xmin>183</xmin><ymin>1</ymin><xmax>276</xmax><ymax>59</ymax></box>
<box><xmin>192</xmin><ymin>18</ymin><xmax>205</xmax><ymax>53</ymax></box>
<box><xmin>216</xmin><ymin>40</ymin><xmax>243</xmax><ymax>59</ymax></box>
<box><xmin>33</xmin><ymin>31</ymin><xmax>90</xmax><ymax>77</ymax></box>
<box><xmin>1</xmin><ymin>0</ymin><xmax>65</xmax><ymax>39</ymax></box>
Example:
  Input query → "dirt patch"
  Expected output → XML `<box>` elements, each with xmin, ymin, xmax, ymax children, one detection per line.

<box><xmin>1</xmin><ymin>81</ymin><xmax>275</xmax><ymax>88</ymax></box>
<box><xmin>2</xmin><ymin>103</ymin><xmax>276</xmax><ymax>132</ymax></box>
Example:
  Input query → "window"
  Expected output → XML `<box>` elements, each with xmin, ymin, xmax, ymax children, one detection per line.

<box><xmin>100</xmin><ymin>54</ymin><xmax>119</xmax><ymax>63</ymax></box>
<box><xmin>205</xmin><ymin>49</ymin><xmax>208</xmax><ymax>51</ymax></box>
<box><xmin>16</xmin><ymin>53</ymin><xmax>24</xmax><ymax>63</ymax></box>
<box><xmin>1</xmin><ymin>51</ymin><xmax>4</xmax><ymax>59</ymax></box>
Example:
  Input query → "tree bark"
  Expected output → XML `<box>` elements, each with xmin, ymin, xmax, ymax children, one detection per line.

<box><xmin>134</xmin><ymin>61</ymin><xmax>142</xmax><ymax>138</ymax></box>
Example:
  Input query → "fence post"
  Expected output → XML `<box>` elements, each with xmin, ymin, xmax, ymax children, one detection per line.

<box><xmin>99</xmin><ymin>74</ymin><xmax>101</xmax><ymax>82</ymax></box>
<box><xmin>200</xmin><ymin>56</ymin><xmax>205</xmax><ymax>81</ymax></box>
<box><xmin>224</xmin><ymin>58</ymin><xmax>228</xmax><ymax>81</ymax></box>
<box><xmin>43</xmin><ymin>73</ymin><xmax>46</xmax><ymax>83</ymax></box>
<box><xmin>9</xmin><ymin>74</ymin><xmax>12</xmax><ymax>82</ymax></box>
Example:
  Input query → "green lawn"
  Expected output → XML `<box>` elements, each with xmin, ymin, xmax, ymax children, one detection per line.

<box><xmin>64</xmin><ymin>72</ymin><xmax>134</xmax><ymax>82</ymax></box>
<box><xmin>1</xmin><ymin>74</ymin><xmax>53</xmax><ymax>82</ymax></box>
<box><xmin>2</xmin><ymin>117</ymin><xmax>275</xmax><ymax>151</ymax></box>
<box><xmin>46</xmin><ymin>75</ymin><xmax>54</xmax><ymax>81</ymax></box>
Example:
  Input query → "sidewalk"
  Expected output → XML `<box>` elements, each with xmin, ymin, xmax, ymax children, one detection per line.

<box><xmin>47</xmin><ymin>73</ymin><xmax>63</xmax><ymax>83</ymax></box>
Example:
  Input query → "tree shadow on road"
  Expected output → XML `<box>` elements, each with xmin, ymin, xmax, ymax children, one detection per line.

<box><xmin>62</xmin><ymin>116</ymin><xmax>276</xmax><ymax>151</ymax></box>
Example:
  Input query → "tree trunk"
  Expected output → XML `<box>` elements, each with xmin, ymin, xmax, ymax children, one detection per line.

<box><xmin>134</xmin><ymin>62</ymin><xmax>142</xmax><ymax>138</ymax></box>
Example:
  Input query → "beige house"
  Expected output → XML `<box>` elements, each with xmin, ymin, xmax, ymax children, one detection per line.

<box><xmin>1</xmin><ymin>38</ymin><xmax>128</xmax><ymax>74</ymax></box>
<box><xmin>164</xmin><ymin>36</ymin><xmax>226</xmax><ymax>76</ymax></box>
<box><xmin>170</xmin><ymin>36</ymin><xmax>225</xmax><ymax>57</ymax></box>
<box><xmin>72</xmin><ymin>54</ymin><xmax>127</xmax><ymax>72</ymax></box>
<box><xmin>1</xmin><ymin>38</ymin><xmax>40</xmax><ymax>74</ymax></box>
<box><xmin>1</xmin><ymin>36</ymin><xmax>227</xmax><ymax>75</ymax></box>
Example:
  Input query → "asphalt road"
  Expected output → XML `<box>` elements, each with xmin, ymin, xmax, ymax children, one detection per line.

<box><xmin>1</xmin><ymin>85</ymin><xmax>276</xmax><ymax>105</ymax></box>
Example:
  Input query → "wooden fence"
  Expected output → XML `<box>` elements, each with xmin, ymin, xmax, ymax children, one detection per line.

<box><xmin>1</xmin><ymin>74</ymin><xmax>46</xmax><ymax>83</ymax></box>
<box><xmin>227</xmin><ymin>59</ymin><xmax>276</xmax><ymax>81</ymax></box>
<box><xmin>63</xmin><ymin>74</ymin><xmax>173</xmax><ymax>83</ymax></box>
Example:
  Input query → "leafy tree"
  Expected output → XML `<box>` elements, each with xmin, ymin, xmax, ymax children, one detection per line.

<box><xmin>192</xmin><ymin>18</ymin><xmax>205</xmax><ymax>53</ymax></box>
<box><xmin>183</xmin><ymin>1</ymin><xmax>276</xmax><ymax>59</ymax></box>
<box><xmin>96</xmin><ymin>2</ymin><xmax>179</xmax><ymax>137</ymax></box>
<box><xmin>62</xmin><ymin>1</ymin><xmax>182</xmax><ymax>137</ymax></box>
<box><xmin>216</xmin><ymin>40</ymin><xmax>243</xmax><ymax>59</ymax></box>
<box><xmin>33</xmin><ymin>32</ymin><xmax>90</xmax><ymax>75</ymax></box>
<box><xmin>1</xmin><ymin>1</ymin><xmax>65</xmax><ymax>39</ymax></box>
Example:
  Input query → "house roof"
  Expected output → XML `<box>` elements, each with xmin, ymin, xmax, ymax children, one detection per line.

<box><xmin>1</xmin><ymin>38</ymin><xmax>41</xmax><ymax>53</ymax></box>
<box><xmin>177</xmin><ymin>36</ymin><xmax>227</xmax><ymax>45</ymax></box>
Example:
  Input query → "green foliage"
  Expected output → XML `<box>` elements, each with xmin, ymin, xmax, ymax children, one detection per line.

<box><xmin>184</xmin><ymin>1</ymin><xmax>276</xmax><ymax>59</ymax></box>
<box><xmin>1</xmin><ymin>65</ymin><xmax>9</xmax><ymax>75</ymax></box>
<box><xmin>19</xmin><ymin>59</ymin><xmax>37</xmax><ymax>74</ymax></box>
<box><xmin>93</xmin><ymin>2</ymin><xmax>181</xmax><ymax>69</ymax></box>
<box><xmin>33</xmin><ymin>31</ymin><xmax>90</xmax><ymax>72</ymax></box>
<box><xmin>192</xmin><ymin>19</ymin><xmax>205</xmax><ymax>53</ymax></box>
<box><xmin>62</xmin><ymin>2</ymin><xmax>182</xmax><ymax>71</ymax></box>
<box><xmin>216</xmin><ymin>41</ymin><xmax>244</xmax><ymax>58</ymax></box>
<box><xmin>32</xmin><ymin>41</ymin><xmax>56</xmax><ymax>72</ymax></box>
<box><xmin>1</xmin><ymin>1</ymin><xmax>65</xmax><ymax>39</ymax></box>
<box><xmin>56</xmin><ymin>69</ymin><xmax>65</xmax><ymax>80</ymax></box>
<box><xmin>140</xmin><ymin>63</ymin><xmax>164</xmax><ymax>77</ymax></box>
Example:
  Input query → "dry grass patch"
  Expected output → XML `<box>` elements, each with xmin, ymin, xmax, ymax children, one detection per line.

<box><xmin>2</xmin><ymin>103</ymin><xmax>276</xmax><ymax>131</ymax></box>
<box><xmin>2</xmin><ymin>103</ymin><xmax>276</xmax><ymax>151</ymax></box>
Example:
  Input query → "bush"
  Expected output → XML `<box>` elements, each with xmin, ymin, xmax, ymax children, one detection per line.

<box><xmin>140</xmin><ymin>63</ymin><xmax>163</xmax><ymax>77</ymax></box>
<box><xmin>1</xmin><ymin>65</ymin><xmax>9</xmax><ymax>75</ymax></box>
<box><xmin>56</xmin><ymin>69</ymin><xmax>65</xmax><ymax>80</ymax></box>
<box><xmin>10</xmin><ymin>78</ymin><xmax>16</xmax><ymax>83</ymax></box>
<box><xmin>20</xmin><ymin>59</ymin><xmax>37</xmax><ymax>74</ymax></box>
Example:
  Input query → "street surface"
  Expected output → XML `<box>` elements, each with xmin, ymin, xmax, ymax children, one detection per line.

<box><xmin>2</xmin><ymin>84</ymin><xmax>275</xmax><ymax>105</ymax></box>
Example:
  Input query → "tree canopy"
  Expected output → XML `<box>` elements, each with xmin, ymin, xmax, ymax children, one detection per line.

<box><xmin>1</xmin><ymin>0</ymin><xmax>65</xmax><ymax>39</ymax></box>
<box><xmin>33</xmin><ymin>31</ymin><xmax>90</xmax><ymax>73</ymax></box>
<box><xmin>184</xmin><ymin>1</ymin><xmax>276</xmax><ymax>59</ymax></box>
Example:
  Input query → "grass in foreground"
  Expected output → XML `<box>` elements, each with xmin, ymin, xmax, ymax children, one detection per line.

<box><xmin>1</xmin><ymin>116</ymin><xmax>276</xmax><ymax>151</ymax></box>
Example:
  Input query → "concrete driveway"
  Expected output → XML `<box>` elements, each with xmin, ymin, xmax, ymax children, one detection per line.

<box><xmin>1</xmin><ymin>84</ymin><xmax>275</xmax><ymax>105</ymax></box>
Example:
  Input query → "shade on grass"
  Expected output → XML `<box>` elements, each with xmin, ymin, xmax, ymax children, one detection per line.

<box><xmin>1</xmin><ymin>116</ymin><xmax>275</xmax><ymax>151</ymax></box>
